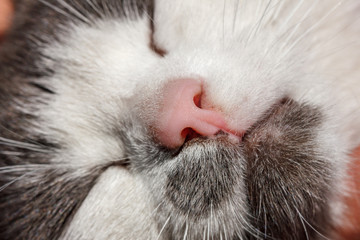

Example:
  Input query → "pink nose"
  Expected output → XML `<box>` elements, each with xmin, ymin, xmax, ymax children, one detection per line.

<box><xmin>156</xmin><ymin>78</ymin><xmax>229</xmax><ymax>148</ymax></box>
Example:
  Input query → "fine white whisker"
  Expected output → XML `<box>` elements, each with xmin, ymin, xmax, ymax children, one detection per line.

<box><xmin>182</xmin><ymin>221</ymin><xmax>188</xmax><ymax>240</ymax></box>
<box><xmin>297</xmin><ymin>208</ymin><xmax>310</xmax><ymax>240</ymax></box>
<box><xmin>257</xmin><ymin>192</ymin><xmax>262</xmax><ymax>221</ymax></box>
<box><xmin>150</xmin><ymin>201</ymin><xmax>164</xmax><ymax>218</ymax></box>
<box><xmin>278</xmin><ymin>0</ymin><xmax>305</xmax><ymax>34</ymax></box>
<box><xmin>99</xmin><ymin>0</ymin><xmax>111</xmax><ymax>18</ymax></box>
<box><xmin>156</xmin><ymin>215</ymin><xmax>171</xmax><ymax>240</ymax></box>
<box><xmin>269</xmin><ymin>0</ymin><xmax>286</xmax><ymax>23</ymax></box>
<box><xmin>85</xmin><ymin>0</ymin><xmax>103</xmax><ymax>18</ymax></box>
<box><xmin>0</xmin><ymin>123</ymin><xmax>53</xmax><ymax>150</ymax></box>
<box><xmin>38</xmin><ymin>0</ymin><xmax>79</xmax><ymax>23</ymax></box>
<box><xmin>59</xmin><ymin>0</ymin><xmax>92</xmax><ymax>24</ymax></box>
<box><xmin>222</xmin><ymin>0</ymin><xmax>227</xmax><ymax>47</ymax></box>
<box><xmin>228</xmin><ymin>200</ymin><xmax>267</xmax><ymax>239</ymax></box>
<box><xmin>0</xmin><ymin>171</ymin><xmax>35</xmax><ymax>192</ymax></box>
<box><xmin>313</xmin><ymin>40</ymin><xmax>360</xmax><ymax>61</ymax></box>
<box><xmin>62</xmin><ymin>0</ymin><xmax>91</xmax><ymax>24</ymax></box>
<box><xmin>0</xmin><ymin>150</ymin><xmax>22</xmax><ymax>156</ymax></box>
<box><xmin>294</xmin><ymin>207</ymin><xmax>331</xmax><ymax>240</ymax></box>
<box><xmin>0</xmin><ymin>136</ymin><xmax>52</xmax><ymax>153</ymax></box>
<box><xmin>141</xmin><ymin>7</ymin><xmax>155</xmax><ymax>25</ymax></box>
<box><xmin>207</xmin><ymin>209</ymin><xmax>210</xmax><ymax>240</ymax></box>
<box><xmin>235</xmin><ymin>231</ymin><xmax>244</xmax><ymax>240</ymax></box>
<box><xmin>0</xmin><ymin>164</ymin><xmax>52</xmax><ymax>173</ymax></box>
<box><xmin>262</xmin><ymin>197</ymin><xmax>268</xmax><ymax>238</ymax></box>
<box><xmin>247</xmin><ymin>0</ymin><xmax>273</xmax><ymax>43</ymax></box>
<box><xmin>278</xmin><ymin>0</ymin><xmax>319</xmax><ymax>57</ymax></box>
<box><xmin>223</xmin><ymin>223</ymin><xmax>228</xmax><ymax>240</ymax></box>
<box><xmin>210</xmin><ymin>202</ymin><xmax>214</xmax><ymax>238</ymax></box>
<box><xmin>232</xmin><ymin>0</ymin><xmax>240</xmax><ymax>34</ymax></box>
<box><xmin>281</xmin><ymin>1</ymin><xmax>343</xmax><ymax>60</ymax></box>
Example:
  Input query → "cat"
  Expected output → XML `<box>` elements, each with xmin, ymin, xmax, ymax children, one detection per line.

<box><xmin>0</xmin><ymin>0</ymin><xmax>360</xmax><ymax>239</ymax></box>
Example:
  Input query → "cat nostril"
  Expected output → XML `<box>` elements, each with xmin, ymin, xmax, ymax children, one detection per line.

<box><xmin>181</xmin><ymin>128</ymin><xmax>201</xmax><ymax>142</ymax></box>
<box><xmin>193</xmin><ymin>94</ymin><xmax>202</xmax><ymax>108</ymax></box>
<box><xmin>155</xmin><ymin>78</ymin><xmax>231</xmax><ymax>148</ymax></box>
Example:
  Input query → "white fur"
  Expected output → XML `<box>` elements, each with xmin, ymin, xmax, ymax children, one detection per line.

<box><xmin>60</xmin><ymin>168</ymin><xmax>158</xmax><ymax>240</ymax></box>
<box><xmin>38</xmin><ymin>17</ymin><xmax>159</xmax><ymax>167</ymax></box>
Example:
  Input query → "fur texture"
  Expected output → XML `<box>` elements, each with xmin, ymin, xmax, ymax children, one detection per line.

<box><xmin>0</xmin><ymin>0</ymin><xmax>360</xmax><ymax>239</ymax></box>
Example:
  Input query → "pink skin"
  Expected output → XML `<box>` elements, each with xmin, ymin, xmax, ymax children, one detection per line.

<box><xmin>156</xmin><ymin>78</ymin><xmax>244</xmax><ymax>148</ymax></box>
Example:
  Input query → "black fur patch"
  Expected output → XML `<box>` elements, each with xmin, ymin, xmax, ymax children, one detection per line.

<box><xmin>0</xmin><ymin>1</ymin><xmax>155</xmax><ymax>239</ymax></box>
<box><xmin>0</xmin><ymin>167</ymin><xmax>102</xmax><ymax>240</ymax></box>
<box><xmin>165</xmin><ymin>137</ymin><xmax>242</xmax><ymax>218</ymax></box>
<box><xmin>243</xmin><ymin>99</ymin><xmax>333</xmax><ymax>239</ymax></box>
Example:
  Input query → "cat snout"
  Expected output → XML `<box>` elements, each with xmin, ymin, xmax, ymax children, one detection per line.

<box><xmin>155</xmin><ymin>78</ymin><xmax>243</xmax><ymax>148</ymax></box>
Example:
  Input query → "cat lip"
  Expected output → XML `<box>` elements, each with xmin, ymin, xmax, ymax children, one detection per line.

<box><xmin>173</xmin><ymin>130</ymin><xmax>243</xmax><ymax>155</ymax></box>
<box><xmin>171</xmin><ymin>97</ymin><xmax>289</xmax><ymax>152</ymax></box>
<box><xmin>182</xmin><ymin>127</ymin><xmax>245</xmax><ymax>143</ymax></box>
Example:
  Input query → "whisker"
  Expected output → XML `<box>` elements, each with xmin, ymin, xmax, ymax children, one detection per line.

<box><xmin>207</xmin><ymin>208</ymin><xmax>210</xmax><ymax>240</ymax></box>
<box><xmin>182</xmin><ymin>221</ymin><xmax>188</xmax><ymax>240</ymax></box>
<box><xmin>150</xmin><ymin>201</ymin><xmax>164</xmax><ymax>218</ymax></box>
<box><xmin>85</xmin><ymin>0</ymin><xmax>103</xmax><ymax>18</ymax></box>
<box><xmin>223</xmin><ymin>222</ymin><xmax>228</xmax><ymax>240</ymax></box>
<box><xmin>278</xmin><ymin>0</ymin><xmax>305</xmax><ymax>34</ymax></box>
<box><xmin>313</xmin><ymin>40</ymin><xmax>360</xmax><ymax>61</ymax></box>
<box><xmin>0</xmin><ymin>123</ymin><xmax>53</xmax><ymax>149</ymax></box>
<box><xmin>142</xmin><ymin>7</ymin><xmax>155</xmax><ymax>25</ymax></box>
<box><xmin>247</xmin><ymin>0</ymin><xmax>273</xmax><ymax>43</ymax></box>
<box><xmin>222</xmin><ymin>0</ymin><xmax>227</xmax><ymax>47</ymax></box>
<box><xmin>0</xmin><ymin>136</ymin><xmax>52</xmax><ymax>153</ymax></box>
<box><xmin>227</xmin><ymin>199</ymin><xmax>267</xmax><ymax>239</ymax></box>
<box><xmin>0</xmin><ymin>150</ymin><xmax>22</xmax><ymax>156</ymax></box>
<box><xmin>297</xmin><ymin>207</ymin><xmax>310</xmax><ymax>240</ymax></box>
<box><xmin>294</xmin><ymin>207</ymin><xmax>331</xmax><ymax>240</ymax></box>
<box><xmin>0</xmin><ymin>171</ymin><xmax>35</xmax><ymax>192</ymax></box>
<box><xmin>232</xmin><ymin>0</ymin><xmax>240</xmax><ymax>33</ymax></box>
<box><xmin>58</xmin><ymin>0</ymin><xmax>92</xmax><ymax>24</ymax></box>
<box><xmin>277</xmin><ymin>0</ymin><xmax>319</xmax><ymax>58</ymax></box>
<box><xmin>210</xmin><ymin>202</ymin><xmax>214</xmax><ymax>238</ymax></box>
<box><xmin>236</xmin><ymin>231</ymin><xmax>244</xmax><ymax>240</ymax></box>
<box><xmin>100</xmin><ymin>0</ymin><xmax>112</xmax><ymax>19</ymax></box>
<box><xmin>281</xmin><ymin>1</ymin><xmax>343</xmax><ymax>60</ymax></box>
<box><xmin>156</xmin><ymin>215</ymin><xmax>171</xmax><ymax>240</ymax></box>
<box><xmin>269</xmin><ymin>0</ymin><xmax>286</xmax><ymax>23</ymax></box>
<box><xmin>262</xmin><ymin>196</ymin><xmax>268</xmax><ymax>238</ymax></box>
<box><xmin>0</xmin><ymin>164</ymin><xmax>52</xmax><ymax>173</ymax></box>
<box><xmin>38</xmin><ymin>0</ymin><xmax>77</xmax><ymax>22</ymax></box>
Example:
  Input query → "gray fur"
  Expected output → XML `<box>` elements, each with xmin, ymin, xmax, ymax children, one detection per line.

<box><xmin>0</xmin><ymin>1</ymin><xmax>154</xmax><ymax>239</ymax></box>
<box><xmin>117</xmin><ymin>99</ymin><xmax>333</xmax><ymax>239</ymax></box>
